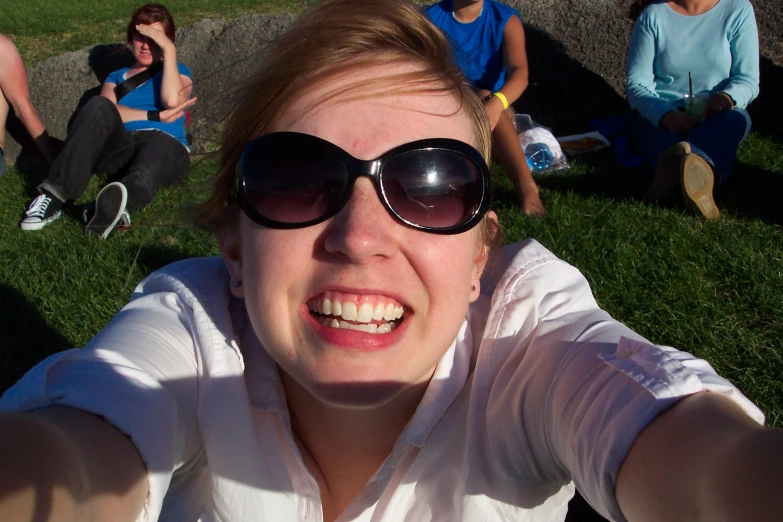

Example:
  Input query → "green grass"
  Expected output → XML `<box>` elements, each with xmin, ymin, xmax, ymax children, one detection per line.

<box><xmin>0</xmin><ymin>0</ymin><xmax>317</xmax><ymax>66</ymax></box>
<box><xmin>0</xmin><ymin>1</ymin><xmax>782</xmax><ymax>429</ymax></box>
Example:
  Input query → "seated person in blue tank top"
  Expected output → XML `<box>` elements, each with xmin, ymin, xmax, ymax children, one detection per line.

<box><xmin>624</xmin><ymin>0</ymin><xmax>759</xmax><ymax>219</ymax></box>
<box><xmin>20</xmin><ymin>3</ymin><xmax>197</xmax><ymax>238</ymax></box>
<box><xmin>426</xmin><ymin>0</ymin><xmax>546</xmax><ymax>217</ymax></box>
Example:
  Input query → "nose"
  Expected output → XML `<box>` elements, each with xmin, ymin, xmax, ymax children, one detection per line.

<box><xmin>323</xmin><ymin>177</ymin><xmax>400</xmax><ymax>263</ymax></box>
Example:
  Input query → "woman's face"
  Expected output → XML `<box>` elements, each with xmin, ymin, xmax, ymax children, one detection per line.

<box><xmin>220</xmin><ymin>64</ymin><xmax>490</xmax><ymax>408</ymax></box>
<box><xmin>130</xmin><ymin>21</ymin><xmax>164</xmax><ymax>66</ymax></box>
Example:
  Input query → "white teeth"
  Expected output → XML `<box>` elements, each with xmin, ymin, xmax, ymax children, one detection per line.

<box><xmin>341</xmin><ymin>302</ymin><xmax>358</xmax><ymax>321</ymax></box>
<box><xmin>357</xmin><ymin>303</ymin><xmax>374</xmax><ymax>323</ymax></box>
<box><xmin>310</xmin><ymin>296</ymin><xmax>406</xmax><ymax>333</ymax></box>
<box><xmin>321</xmin><ymin>317</ymin><xmax>394</xmax><ymax>334</ymax></box>
<box><xmin>383</xmin><ymin>304</ymin><xmax>395</xmax><ymax>321</ymax></box>
<box><xmin>376</xmin><ymin>323</ymin><xmax>391</xmax><ymax>334</ymax></box>
<box><xmin>373</xmin><ymin>303</ymin><xmax>385</xmax><ymax>321</ymax></box>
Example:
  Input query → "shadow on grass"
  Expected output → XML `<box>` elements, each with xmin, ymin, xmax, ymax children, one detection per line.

<box><xmin>135</xmin><ymin>241</ymin><xmax>208</xmax><ymax>276</ymax></box>
<box><xmin>0</xmin><ymin>284</ymin><xmax>73</xmax><ymax>394</ymax></box>
<box><xmin>716</xmin><ymin>163</ymin><xmax>783</xmax><ymax>225</ymax></box>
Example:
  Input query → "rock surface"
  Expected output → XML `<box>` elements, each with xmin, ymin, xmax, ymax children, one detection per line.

<box><xmin>5</xmin><ymin>0</ymin><xmax>782</xmax><ymax>164</ymax></box>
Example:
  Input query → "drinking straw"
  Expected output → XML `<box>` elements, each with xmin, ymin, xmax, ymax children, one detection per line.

<box><xmin>688</xmin><ymin>72</ymin><xmax>693</xmax><ymax>97</ymax></box>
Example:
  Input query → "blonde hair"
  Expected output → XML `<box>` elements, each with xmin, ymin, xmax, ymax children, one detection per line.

<box><xmin>198</xmin><ymin>0</ymin><xmax>499</xmax><ymax>246</ymax></box>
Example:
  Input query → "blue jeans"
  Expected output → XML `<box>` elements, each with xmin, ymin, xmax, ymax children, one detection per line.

<box><xmin>627</xmin><ymin>108</ymin><xmax>751</xmax><ymax>184</ymax></box>
<box><xmin>39</xmin><ymin>96</ymin><xmax>190</xmax><ymax>211</ymax></box>
<box><xmin>0</xmin><ymin>147</ymin><xmax>5</xmax><ymax>177</ymax></box>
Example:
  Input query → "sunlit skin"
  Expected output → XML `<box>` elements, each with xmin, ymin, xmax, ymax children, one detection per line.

<box><xmin>221</xmin><ymin>64</ymin><xmax>490</xmax><ymax>410</ymax></box>
<box><xmin>0</xmin><ymin>34</ymin><xmax>53</xmax><ymax>163</ymax></box>
<box><xmin>217</xmin><ymin>64</ymin><xmax>495</xmax><ymax>517</ymax></box>
<box><xmin>129</xmin><ymin>22</ymin><xmax>166</xmax><ymax>67</ymax></box>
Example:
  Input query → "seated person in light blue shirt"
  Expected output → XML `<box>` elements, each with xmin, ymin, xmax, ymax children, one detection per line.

<box><xmin>625</xmin><ymin>0</ymin><xmax>760</xmax><ymax>219</ymax></box>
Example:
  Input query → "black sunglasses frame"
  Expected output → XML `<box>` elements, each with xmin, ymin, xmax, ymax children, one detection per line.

<box><xmin>233</xmin><ymin>132</ymin><xmax>491</xmax><ymax>235</ymax></box>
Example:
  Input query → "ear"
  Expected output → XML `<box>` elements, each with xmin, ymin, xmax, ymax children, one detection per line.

<box><xmin>469</xmin><ymin>211</ymin><xmax>497</xmax><ymax>302</ymax></box>
<box><xmin>215</xmin><ymin>224</ymin><xmax>244</xmax><ymax>299</ymax></box>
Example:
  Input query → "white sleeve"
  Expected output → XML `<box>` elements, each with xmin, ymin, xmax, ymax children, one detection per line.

<box><xmin>484</xmin><ymin>253</ymin><xmax>764</xmax><ymax>522</ymax></box>
<box><xmin>0</xmin><ymin>291</ymin><xmax>202</xmax><ymax>522</ymax></box>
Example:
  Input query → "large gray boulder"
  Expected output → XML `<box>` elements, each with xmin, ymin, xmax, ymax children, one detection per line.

<box><xmin>5</xmin><ymin>1</ymin><xmax>781</xmax><ymax>165</ymax></box>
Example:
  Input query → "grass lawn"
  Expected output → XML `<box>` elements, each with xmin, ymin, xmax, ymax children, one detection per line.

<box><xmin>1</xmin><ymin>1</ymin><xmax>782</xmax><ymax>430</ymax></box>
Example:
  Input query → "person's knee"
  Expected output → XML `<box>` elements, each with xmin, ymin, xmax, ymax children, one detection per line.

<box><xmin>81</xmin><ymin>95</ymin><xmax>116</xmax><ymax>117</ymax></box>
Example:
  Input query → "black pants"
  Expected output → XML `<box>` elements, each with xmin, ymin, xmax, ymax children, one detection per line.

<box><xmin>39</xmin><ymin>96</ymin><xmax>190</xmax><ymax>212</ymax></box>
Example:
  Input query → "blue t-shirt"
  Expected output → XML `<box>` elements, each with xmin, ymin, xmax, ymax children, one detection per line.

<box><xmin>626</xmin><ymin>0</ymin><xmax>759</xmax><ymax>125</ymax></box>
<box><xmin>425</xmin><ymin>0</ymin><xmax>521</xmax><ymax>92</ymax></box>
<box><xmin>105</xmin><ymin>62</ymin><xmax>193</xmax><ymax>148</ymax></box>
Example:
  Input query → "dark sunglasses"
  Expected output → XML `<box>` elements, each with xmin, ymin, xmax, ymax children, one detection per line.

<box><xmin>234</xmin><ymin>132</ymin><xmax>491</xmax><ymax>235</ymax></box>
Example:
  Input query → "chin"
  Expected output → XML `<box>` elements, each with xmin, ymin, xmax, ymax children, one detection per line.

<box><xmin>310</xmin><ymin>379</ymin><xmax>417</xmax><ymax>409</ymax></box>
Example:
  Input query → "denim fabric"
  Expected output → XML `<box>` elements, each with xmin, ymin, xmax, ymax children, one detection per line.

<box><xmin>0</xmin><ymin>147</ymin><xmax>5</xmax><ymax>177</ymax></box>
<box><xmin>39</xmin><ymin>96</ymin><xmax>190</xmax><ymax>211</ymax></box>
<box><xmin>627</xmin><ymin>108</ymin><xmax>751</xmax><ymax>184</ymax></box>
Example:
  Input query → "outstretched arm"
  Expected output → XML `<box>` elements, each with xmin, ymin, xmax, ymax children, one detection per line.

<box><xmin>0</xmin><ymin>407</ymin><xmax>147</xmax><ymax>522</ymax></box>
<box><xmin>617</xmin><ymin>392</ymin><xmax>783</xmax><ymax>522</ymax></box>
<box><xmin>0</xmin><ymin>34</ymin><xmax>55</xmax><ymax>164</ymax></box>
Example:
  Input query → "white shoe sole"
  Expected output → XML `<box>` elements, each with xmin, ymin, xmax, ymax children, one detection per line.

<box><xmin>86</xmin><ymin>183</ymin><xmax>128</xmax><ymax>239</ymax></box>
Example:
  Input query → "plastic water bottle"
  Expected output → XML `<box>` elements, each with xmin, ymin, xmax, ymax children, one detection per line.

<box><xmin>524</xmin><ymin>142</ymin><xmax>555</xmax><ymax>173</ymax></box>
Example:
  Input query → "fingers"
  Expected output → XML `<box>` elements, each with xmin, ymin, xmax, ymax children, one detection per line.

<box><xmin>135</xmin><ymin>24</ymin><xmax>172</xmax><ymax>46</ymax></box>
<box><xmin>160</xmin><ymin>98</ymin><xmax>197</xmax><ymax>123</ymax></box>
<box><xmin>179</xmin><ymin>97</ymin><xmax>197</xmax><ymax>110</ymax></box>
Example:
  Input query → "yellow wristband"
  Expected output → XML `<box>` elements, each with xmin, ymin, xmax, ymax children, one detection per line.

<box><xmin>492</xmin><ymin>92</ymin><xmax>509</xmax><ymax>110</ymax></box>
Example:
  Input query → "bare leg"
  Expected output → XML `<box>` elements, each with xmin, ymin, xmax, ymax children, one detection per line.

<box><xmin>0</xmin><ymin>86</ymin><xmax>8</xmax><ymax>153</ymax></box>
<box><xmin>492</xmin><ymin>111</ymin><xmax>546</xmax><ymax>216</ymax></box>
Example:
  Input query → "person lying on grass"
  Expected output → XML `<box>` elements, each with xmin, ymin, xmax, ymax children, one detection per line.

<box><xmin>19</xmin><ymin>2</ymin><xmax>196</xmax><ymax>239</ymax></box>
<box><xmin>1</xmin><ymin>1</ymin><xmax>781</xmax><ymax>521</ymax></box>
<box><xmin>425</xmin><ymin>0</ymin><xmax>546</xmax><ymax>217</ymax></box>
<box><xmin>0</xmin><ymin>33</ymin><xmax>56</xmax><ymax>176</ymax></box>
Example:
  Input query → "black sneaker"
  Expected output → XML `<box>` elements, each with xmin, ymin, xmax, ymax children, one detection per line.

<box><xmin>20</xmin><ymin>191</ymin><xmax>64</xmax><ymax>230</ymax></box>
<box><xmin>85</xmin><ymin>182</ymin><xmax>128</xmax><ymax>239</ymax></box>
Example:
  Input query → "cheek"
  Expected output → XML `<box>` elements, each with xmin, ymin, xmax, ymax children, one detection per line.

<box><xmin>414</xmin><ymin>234</ymin><xmax>479</xmax><ymax>306</ymax></box>
<box><xmin>239</xmin><ymin>225</ymin><xmax>316</xmax><ymax>346</ymax></box>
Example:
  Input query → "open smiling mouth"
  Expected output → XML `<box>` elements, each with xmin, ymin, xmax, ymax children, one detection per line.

<box><xmin>306</xmin><ymin>294</ymin><xmax>406</xmax><ymax>334</ymax></box>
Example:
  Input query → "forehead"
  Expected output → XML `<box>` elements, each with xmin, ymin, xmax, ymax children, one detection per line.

<box><xmin>273</xmin><ymin>63</ymin><xmax>475</xmax><ymax>161</ymax></box>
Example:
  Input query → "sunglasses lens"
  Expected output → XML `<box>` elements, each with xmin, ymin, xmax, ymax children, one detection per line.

<box><xmin>381</xmin><ymin>150</ymin><xmax>484</xmax><ymax>229</ymax></box>
<box><xmin>241</xmin><ymin>148</ymin><xmax>349</xmax><ymax>225</ymax></box>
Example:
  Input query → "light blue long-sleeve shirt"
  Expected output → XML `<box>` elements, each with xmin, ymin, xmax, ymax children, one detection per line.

<box><xmin>626</xmin><ymin>0</ymin><xmax>759</xmax><ymax>126</ymax></box>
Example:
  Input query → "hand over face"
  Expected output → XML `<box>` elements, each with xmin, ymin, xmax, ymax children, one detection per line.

<box><xmin>134</xmin><ymin>22</ymin><xmax>174</xmax><ymax>53</ymax></box>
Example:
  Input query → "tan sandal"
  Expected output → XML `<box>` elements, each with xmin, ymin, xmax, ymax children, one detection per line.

<box><xmin>681</xmin><ymin>153</ymin><xmax>720</xmax><ymax>220</ymax></box>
